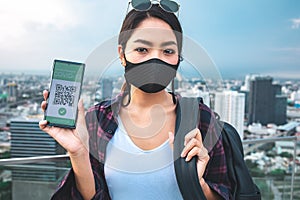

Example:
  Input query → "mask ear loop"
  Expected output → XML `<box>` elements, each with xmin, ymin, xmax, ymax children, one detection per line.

<box><xmin>121</xmin><ymin>50</ymin><xmax>131</xmax><ymax>107</ymax></box>
<box><xmin>171</xmin><ymin>79</ymin><xmax>176</xmax><ymax>104</ymax></box>
<box><xmin>171</xmin><ymin>55</ymin><xmax>182</xmax><ymax>105</ymax></box>
<box><xmin>121</xmin><ymin>79</ymin><xmax>131</xmax><ymax>107</ymax></box>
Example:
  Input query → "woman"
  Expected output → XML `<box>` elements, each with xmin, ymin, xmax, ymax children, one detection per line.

<box><xmin>40</xmin><ymin>3</ymin><xmax>231</xmax><ymax>200</ymax></box>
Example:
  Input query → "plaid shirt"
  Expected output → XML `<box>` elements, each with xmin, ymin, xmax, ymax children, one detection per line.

<box><xmin>51</xmin><ymin>94</ymin><xmax>231</xmax><ymax>200</ymax></box>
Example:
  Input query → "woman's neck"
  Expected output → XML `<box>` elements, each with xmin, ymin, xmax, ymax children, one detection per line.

<box><xmin>129</xmin><ymin>87</ymin><xmax>173</xmax><ymax>108</ymax></box>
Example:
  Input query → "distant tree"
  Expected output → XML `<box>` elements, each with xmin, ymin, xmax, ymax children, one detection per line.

<box><xmin>249</xmin><ymin>166</ymin><xmax>265</xmax><ymax>177</ymax></box>
<box><xmin>268</xmin><ymin>168</ymin><xmax>285</xmax><ymax>179</ymax></box>
<box><xmin>287</xmin><ymin>101</ymin><xmax>294</xmax><ymax>107</ymax></box>
<box><xmin>266</xmin><ymin>151</ymin><xmax>276</xmax><ymax>158</ymax></box>
<box><xmin>245</xmin><ymin>159</ymin><xmax>258</xmax><ymax>168</ymax></box>
<box><xmin>279</xmin><ymin>152</ymin><xmax>293</xmax><ymax>159</ymax></box>
<box><xmin>0</xmin><ymin>151</ymin><xmax>10</xmax><ymax>159</ymax></box>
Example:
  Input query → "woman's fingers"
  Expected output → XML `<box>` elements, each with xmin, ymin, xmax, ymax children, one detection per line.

<box><xmin>181</xmin><ymin>138</ymin><xmax>201</xmax><ymax>159</ymax></box>
<box><xmin>39</xmin><ymin>119</ymin><xmax>48</xmax><ymax>130</ymax></box>
<box><xmin>179</xmin><ymin>128</ymin><xmax>210</xmax><ymax>179</ymax></box>
<box><xmin>197</xmin><ymin>147</ymin><xmax>210</xmax><ymax>179</ymax></box>
<box><xmin>184</xmin><ymin>128</ymin><xmax>202</xmax><ymax>146</ymax></box>
<box><xmin>181</xmin><ymin>128</ymin><xmax>202</xmax><ymax>159</ymax></box>
<box><xmin>43</xmin><ymin>90</ymin><xmax>49</xmax><ymax>100</ymax></box>
<box><xmin>41</xmin><ymin>90</ymin><xmax>49</xmax><ymax>112</ymax></box>
<box><xmin>39</xmin><ymin>120</ymin><xmax>60</xmax><ymax>139</ymax></box>
<box><xmin>76</xmin><ymin>99</ymin><xmax>86</xmax><ymax>125</ymax></box>
<box><xmin>74</xmin><ymin>98</ymin><xmax>89</xmax><ymax>149</ymax></box>
<box><xmin>41</xmin><ymin>100</ymin><xmax>47</xmax><ymax>112</ymax></box>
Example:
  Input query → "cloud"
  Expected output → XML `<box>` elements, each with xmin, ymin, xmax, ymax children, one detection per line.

<box><xmin>291</xmin><ymin>18</ymin><xmax>300</xmax><ymax>29</ymax></box>
<box><xmin>0</xmin><ymin>0</ymin><xmax>89</xmax><ymax>74</ymax></box>
<box><xmin>265</xmin><ymin>70</ymin><xmax>300</xmax><ymax>80</ymax></box>
<box><xmin>0</xmin><ymin>0</ymin><xmax>82</xmax><ymax>47</ymax></box>
<box><xmin>270</xmin><ymin>47</ymin><xmax>300</xmax><ymax>55</ymax></box>
<box><xmin>0</xmin><ymin>0</ymin><xmax>127</xmax><ymax>73</ymax></box>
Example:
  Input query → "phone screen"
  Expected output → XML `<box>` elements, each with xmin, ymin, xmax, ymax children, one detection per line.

<box><xmin>44</xmin><ymin>60</ymin><xmax>85</xmax><ymax>128</ymax></box>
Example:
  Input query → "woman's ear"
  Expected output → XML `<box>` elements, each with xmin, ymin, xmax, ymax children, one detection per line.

<box><xmin>118</xmin><ymin>45</ymin><xmax>126</xmax><ymax>67</ymax></box>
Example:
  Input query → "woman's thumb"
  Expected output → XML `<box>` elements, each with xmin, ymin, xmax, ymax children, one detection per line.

<box><xmin>77</xmin><ymin>98</ymin><xmax>86</xmax><ymax>123</ymax></box>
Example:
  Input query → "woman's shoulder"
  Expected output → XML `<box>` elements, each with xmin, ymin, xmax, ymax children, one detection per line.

<box><xmin>87</xmin><ymin>100</ymin><xmax>111</xmax><ymax>113</ymax></box>
<box><xmin>86</xmin><ymin>94</ymin><xmax>123</xmax><ymax>114</ymax></box>
<box><xmin>84</xmin><ymin>97</ymin><xmax>120</xmax><ymax>138</ymax></box>
<box><xmin>198</xmin><ymin>100</ymin><xmax>215</xmax><ymax>118</ymax></box>
<box><xmin>176</xmin><ymin>95</ymin><xmax>215</xmax><ymax>119</ymax></box>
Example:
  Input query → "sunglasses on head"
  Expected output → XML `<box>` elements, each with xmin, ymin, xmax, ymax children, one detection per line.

<box><xmin>127</xmin><ymin>0</ymin><xmax>180</xmax><ymax>14</ymax></box>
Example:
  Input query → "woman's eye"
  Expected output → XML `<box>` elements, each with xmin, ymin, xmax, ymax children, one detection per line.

<box><xmin>135</xmin><ymin>47</ymin><xmax>148</xmax><ymax>53</ymax></box>
<box><xmin>164</xmin><ymin>49</ymin><xmax>175</xmax><ymax>55</ymax></box>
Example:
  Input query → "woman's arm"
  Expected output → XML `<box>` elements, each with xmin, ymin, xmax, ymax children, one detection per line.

<box><xmin>39</xmin><ymin>90</ymin><xmax>96</xmax><ymax>199</ymax></box>
<box><xmin>69</xmin><ymin>149</ymin><xmax>96</xmax><ymax>200</ymax></box>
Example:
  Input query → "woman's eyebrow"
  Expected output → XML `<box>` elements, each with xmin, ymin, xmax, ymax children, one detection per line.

<box><xmin>160</xmin><ymin>41</ymin><xmax>177</xmax><ymax>47</ymax></box>
<box><xmin>133</xmin><ymin>39</ymin><xmax>177</xmax><ymax>47</ymax></box>
<box><xmin>133</xmin><ymin>39</ymin><xmax>153</xmax><ymax>46</ymax></box>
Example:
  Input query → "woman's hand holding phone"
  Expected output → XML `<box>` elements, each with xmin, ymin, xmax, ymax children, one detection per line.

<box><xmin>39</xmin><ymin>90</ymin><xmax>89</xmax><ymax>157</ymax></box>
<box><xmin>40</xmin><ymin>90</ymin><xmax>96</xmax><ymax>199</ymax></box>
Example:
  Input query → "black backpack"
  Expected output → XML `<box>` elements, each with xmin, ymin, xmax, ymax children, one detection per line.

<box><xmin>173</xmin><ymin>97</ymin><xmax>261</xmax><ymax>200</ymax></box>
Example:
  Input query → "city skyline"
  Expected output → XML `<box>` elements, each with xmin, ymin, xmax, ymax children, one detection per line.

<box><xmin>0</xmin><ymin>0</ymin><xmax>299</xmax><ymax>80</ymax></box>
<box><xmin>0</xmin><ymin>63</ymin><xmax>299</xmax><ymax>199</ymax></box>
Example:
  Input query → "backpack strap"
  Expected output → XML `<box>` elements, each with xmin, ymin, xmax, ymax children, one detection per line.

<box><xmin>173</xmin><ymin>97</ymin><xmax>207</xmax><ymax>200</ymax></box>
<box><xmin>219</xmin><ymin>121</ymin><xmax>261</xmax><ymax>199</ymax></box>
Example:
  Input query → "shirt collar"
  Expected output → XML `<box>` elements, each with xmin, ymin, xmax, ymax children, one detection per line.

<box><xmin>100</xmin><ymin>92</ymin><xmax>181</xmax><ymax>116</ymax></box>
<box><xmin>99</xmin><ymin>92</ymin><xmax>124</xmax><ymax>118</ymax></box>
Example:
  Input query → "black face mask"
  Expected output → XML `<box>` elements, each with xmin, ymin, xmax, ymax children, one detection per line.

<box><xmin>124</xmin><ymin>58</ymin><xmax>179</xmax><ymax>93</ymax></box>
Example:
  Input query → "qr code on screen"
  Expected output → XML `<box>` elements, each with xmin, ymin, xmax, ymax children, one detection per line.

<box><xmin>53</xmin><ymin>84</ymin><xmax>77</xmax><ymax>107</ymax></box>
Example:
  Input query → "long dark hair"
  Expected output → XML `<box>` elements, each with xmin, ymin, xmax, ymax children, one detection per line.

<box><xmin>118</xmin><ymin>4</ymin><xmax>183</xmax><ymax>54</ymax></box>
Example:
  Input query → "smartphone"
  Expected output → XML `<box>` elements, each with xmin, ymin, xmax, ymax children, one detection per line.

<box><xmin>44</xmin><ymin>59</ymin><xmax>85</xmax><ymax>128</ymax></box>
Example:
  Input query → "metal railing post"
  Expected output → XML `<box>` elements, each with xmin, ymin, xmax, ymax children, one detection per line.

<box><xmin>0</xmin><ymin>136</ymin><xmax>298</xmax><ymax>199</ymax></box>
<box><xmin>243</xmin><ymin>136</ymin><xmax>298</xmax><ymax>200</ymax></box>
<box><xmin>290</xmin><ymin>138</ymin><xmax>297</xmax><ymax>200</ymax></box>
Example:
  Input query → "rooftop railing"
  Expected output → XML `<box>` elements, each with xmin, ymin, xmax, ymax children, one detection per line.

<box><xmin>243</xmin><ymin>136</ymin><xmax>298</xmax><ymax>200</ymax></box>
<box><xmin>0</xmin><ymin>136</ymin><xmax>299</xmax><ymax>200</ymax></box>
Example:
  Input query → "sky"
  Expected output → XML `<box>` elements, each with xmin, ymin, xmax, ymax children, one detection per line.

<box><xmin>0</xmin><ymin>0</ymin><xmax>299</xmax><ymax>80</ymax></box>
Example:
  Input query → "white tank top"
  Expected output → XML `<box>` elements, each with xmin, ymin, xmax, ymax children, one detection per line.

<box><xmin>104</xmin><ymin>116</ymin><xmax>183</xmax><ymax>200</ymax></box>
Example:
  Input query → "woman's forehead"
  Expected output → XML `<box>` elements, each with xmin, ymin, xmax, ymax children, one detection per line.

<box><xmin>137</xmin><ymin>17</ymin><xmax>173</xmax><ymax>30</ymax></box>
<box><xmin>127</xmin><ymin>27</ymin><xmax>178</xmax><ymax>46</ymax></box>
<box><xmin>127</xmin><ymin>18</ymin><xmax>178</xmax><ymax>45</ymax></box>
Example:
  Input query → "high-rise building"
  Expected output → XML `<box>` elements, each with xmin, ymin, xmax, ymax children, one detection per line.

<box><xmin>247</xmin><ymin>76</ymin><xmax>287</xmax><ymax>125</ymax></box>
<box><xmin>214</xmin><ymin>91</ymin><xmax>245</xmax><ymax>139</ymax></box>
<box><xmin>241</xmin><ymin>74</ymin><xmax>259</xmax><ymax>91</ymax></box>
<box><xmin>240</xmin><ymin>90</ymin><xmax>249</xmax><ymax>120</ymax></box>
<box><xmin>248</xmin><ymin>76</ymin><xmax>274</xmax><ymax>125</ymax></box>
<box><xmin>240</xmin><ymin>74</ymin><xmax>259</xmax><ymax>120</ymax></box>
<box><xmin>290</xmin><ymin>90</ymin><xmax>300</xmax><ymax>102</ymax></box>
<box><xmin>9</xmin><ymin>117</ymin><xmax>68</xmax><ymax>200</ymax></box>
<box><xmin>275</xmin><ymin>95</ymin><xmax>287</xmax><ymax>125</ymax></box>
<box><xmin>6</xmin><ymin>82</ymin><xmax>18</xmax><ymax>102</ymax></box>
<box><xmin>10</xmin><ymin>118</ymin><xmax>65</xmax><ymax>158</ymax></box>
<box><xmin>101</xmin><ymin>78</ymin><xmax>113</xmax><ymax>100</ymax></box>
<box><xmin>10</xmin><ymin>117</ymin><xmax>66</xmax><ymax>182</ymax></box>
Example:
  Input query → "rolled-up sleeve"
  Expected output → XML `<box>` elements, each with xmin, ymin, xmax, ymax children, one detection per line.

<box><xmin>51</xmin><ymin>103</ymin><xmax>113</xmax><ymax>200</ymax></box>
<box><xmin>205</xmin><ymin>137</ymin><xmax>231</xmax><ymax>200</ymax></box>
<box><xmin>50</xmin><ymin>154</ymin><xmax>111</xmax><ymax>200</ymax></box>
<box><xmin>199</xmin><ymin>103</ymin><xmax>231</xmax><ymax>200</ymax></box>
